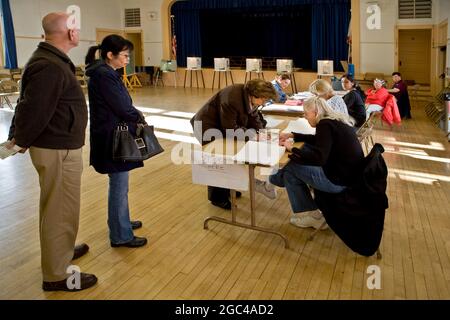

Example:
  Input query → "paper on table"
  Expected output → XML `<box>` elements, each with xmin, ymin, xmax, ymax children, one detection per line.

<box><xmin>263</xmin><ymin>116</ymin><xmax>284</xmax><ymax>129</ymax></box>
<box><xmin>0</xmin><ymin>141</ymin><xmax>22</xmax><ymax>160</ymax></box>
<box><xmin>233</xmin><ymin>140</ymin><xmax>286</xmax><ymax>167</ymax></box>
<box><xmin>262</xmin><ymin>104</ymin><xmax>304</xmax><ymax>112</ymax></box>
<box><xmin>282</xmin><ymin>118</ymin><xmax>316</xmax><ymax>135</ymax></box>
<box><xmin>292</xmin><ymin>91</ymin><xmax>314</xmax><ymax>100</ymax></box>
<box><xmin>192</xmin><ymin>150</ymin><xmax>249</xmax><ymax>191</ymax></box>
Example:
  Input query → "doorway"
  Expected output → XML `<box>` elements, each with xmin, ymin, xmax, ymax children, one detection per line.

<box><xmin>437</xmin><ymin>46</ymin><xmax>447</xmax><ymax>92</ymax></box>
<box><xmin>96</xmin><ymin>28</ymin><xmax>124</xmax><ymax>44</ymax></box>
<box><xmin>398</xmin><ymin>29</ymin><xmax>432</xmax><ymax>85</ymax></box>
<box><xmin>125</xmin><ymin>32</ymin><xmax>143</xmax><ymax>67</ymax></box>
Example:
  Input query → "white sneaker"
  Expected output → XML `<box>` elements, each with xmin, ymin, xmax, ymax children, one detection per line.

<box><xmin>290</xmin><ymin>210</ymin><xmax>328</xmax><ymax>230</ymax></box>
<box><xmin>255</xmin><ymin>179</ymin><xmax>277</xmax><ymax>200</ymax></box>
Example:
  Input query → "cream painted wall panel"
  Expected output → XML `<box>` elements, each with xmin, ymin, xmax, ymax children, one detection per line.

<box><xmin>437</xmin><ymin>0</ymin><xmax>450</xmax><ymax>74</ymax></box>
<box><xmin>360</xmin><ymin>43</ymin><xmax>395</xmax><ymax>74</ymax></box>
<box><xmin>144</xmin><ymin>42</ymin><xmax>163</xmax><ymax>66</ymax></box>
<box><xmin>122</xmin><ymin>0</ymin><xmax>163</xmax><ymax>66</ymax></box>
<box><xmin>360</xmin><ymin>0</ymin><xmax>396</xmax><ymax>43</ymax></box>
<box><xmin>437</xmin><ymin>0</ymin><xmax>450</xmax><ymax>22</ymax></box>
<box><xmin>360</xmin><ymin>0</ymin><xmax>396</xmax><ymax>75</ymax></box>
<box><xmin>10</xmin><ymin>0</ymin><xmax>123</xmax><ymax>66</ymax></box>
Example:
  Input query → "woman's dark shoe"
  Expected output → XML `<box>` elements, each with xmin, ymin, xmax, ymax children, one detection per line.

<box><xmin>131</xmin><ymin>220</ymin><xmax>142</xmax><ymax>230</ymax></box>
<box><xmin>236</xmin><ymin>191</ymin><xmax>242</xmax><ymax>198</ymax></box>
<box><xmin>211</xmin><ymin>201</ymin><xmax>231</xmax><ymax>210</ymax></box>
<box><xmin>111</xmin><ymin>236</ymin><xmax>148</xmax><ymax>248</ymax></box>
<box><xmin>42</xmin><ymin>273</ymin><xmax>98</xmax><ymax>292</ymax></box>
<box><xmin>72</xmin><ymin>243</ymin><xmax>89</xmax><ymax>260</ymax></box>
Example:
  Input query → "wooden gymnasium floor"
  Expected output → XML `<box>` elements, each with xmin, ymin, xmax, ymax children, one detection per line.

<box><xmin>0</xmin><ymin>87</ymin><xmax>449</xmax><ymax>300</ymax></box>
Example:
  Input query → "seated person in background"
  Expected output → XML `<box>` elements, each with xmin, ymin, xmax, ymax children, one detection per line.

<box><xmin>256</xmin><ymin>96</ymin><xmax>363</xmax><ymax>230</ymax></box>
<box><xmin>341</xmin><ymin>74</ymin><xmax>367</xmax><ymax>128</ymax></box>
<box><xmin>388</xmin><ymin>72</ymin><xmax>411</xmax><ymax>119</ymax></box>
<box><xmin>190</xmin><ymin>79</ymin><xmax>278</xmax><ymax>210</ymax></box>
<box><xmin>365</xmin><ymin>78</ymin><xmax>390</xmax><ymax>117</ymax></box>
<box><xmin>270</xmin><ymin>74</ymin><xmax>291</xmax><ymax>103</ymax></box>
<box><xmin>309</xmin><ymin>79</ymin><xmax>348</xmax><ymax>115</ymax></box>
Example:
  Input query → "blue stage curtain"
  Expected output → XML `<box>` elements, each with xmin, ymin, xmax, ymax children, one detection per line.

<box><xmin>171</xmin><ymin>0</ymin><xmax>349</xmax><ymax>71</ymax></box>
<box><xmin>311</xmin><ymin>1</ymin><xmax>350</xmax><ymax>72</ymax></box>
<box><xmin>0</xmin><ymin>0</ymin><xmax>18</xmax><ymax>69</ymax></box>
<box><xmin>171</xmin><ymin>6</ymin><xmax>202</xmax><ymax>67</ymax></box>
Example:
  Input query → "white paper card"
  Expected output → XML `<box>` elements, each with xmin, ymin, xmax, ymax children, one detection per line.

<box><xmin>282</xmin><ymin>118</ymin><xmax>316</xmax><ymax>135</ymax></box>
<box><xmin>262</xmin><ymin>104</ymin><xmax>304</xmax><ymax>112</ymax></box>
<box><xmin>233</xmin><ymin>141</ymin><xmax>285</xmax><ymax>167</ymax></box>
<box><xmin>192</xmin><ymin>151</ymin><xmax>249</xmax><ymax>191</ymax></box>
<box><xmin>263</xmin><ymin>116</ymin><xmax>284</xmax><ymax>129</ymax></box>
<box><xmin>0</xmin><ymin>141</ymin><xmax>22</xmax><ymax>160</ymax></box>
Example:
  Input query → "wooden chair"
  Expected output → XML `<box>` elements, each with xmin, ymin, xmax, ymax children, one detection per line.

<box><xmin>0</xmin><ymin>79</ymin><xmax>20</xmax><ymax>109</ymax></box>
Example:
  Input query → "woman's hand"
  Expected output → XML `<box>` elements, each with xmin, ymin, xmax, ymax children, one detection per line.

<box><xmin>281</xmin><ymin>139</ymin><xmax>293</xmax><ymax>152</ymax></box>
<box><xmin>279</xmin><ymin>132</ymin><xmax>293</xmax><ymax>143</ymax></box>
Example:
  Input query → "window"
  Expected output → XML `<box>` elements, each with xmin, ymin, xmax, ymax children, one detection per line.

<box><xmin>399</xmin><ymin>0</ymin><xmax>432</xmax><ymax>19</ymax></box>
<box><xmin>125</xmin><ymin>8</ymin><xmax>141</xmax><ymax>27</ymax></box>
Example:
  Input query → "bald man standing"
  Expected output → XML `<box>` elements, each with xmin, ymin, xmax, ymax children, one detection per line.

<box><xmin>7</xmin><ymin>12</ymin><xmax>97</xmax><ymax>291</ymax></box>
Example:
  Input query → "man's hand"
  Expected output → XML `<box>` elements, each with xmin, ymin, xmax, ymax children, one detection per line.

<box><xmin>6</xmin><ymin>138</ymin><xmax>28</xmax><ymax>154</ymax></box>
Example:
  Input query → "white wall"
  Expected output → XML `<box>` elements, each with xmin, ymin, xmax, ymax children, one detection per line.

<box><xmin>359</xmin><ymin>0</ymin><xmax>450</xmax><ymax>76</ymax></box>
<box><xmin>121</xmin><ymin>0</ymin><xmax>164</xmax><ymax>66</ymax></box>
<box><xmin>359</xmin><ymin>0</ymin><xmax>396</xmax><ymax>75</ymax></box>
<box><xmin>435</xmin><ymin>0</ymin><xmax>450</xmax><ymax>77</ymax></box>
<box><xmin>10</xmin><ymin>0</ymin><xmax>123</xmax><ymax>66</ymax></box>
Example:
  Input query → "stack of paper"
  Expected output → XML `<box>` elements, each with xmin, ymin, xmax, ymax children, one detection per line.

<box><xmin>292</xmin><ymin>91</ymin><xmax>314</xmax><ymax>100</ymax></box>
<box><xmin>263</xmin><ymin>116</ymin><xmax>284</xmax><ymax>129</ymax></box>
<box><xmin>263</xmin><ymin>104</ymin><xmax>304</xmax><ymax>112</ymax></box>
<box><xmin>0</xmin><ymin>141</ymin><xmax>22</xmax><ymax>160</ymax></box>
<box><xmin>233</xmin><ymin>141</ymin><xmax>286</xmax><ymax>167</ymax></box>
<box><xmin>282</xmin><ymin>118</ymin><xmax>316</xmax><ymax>135</ymax></box>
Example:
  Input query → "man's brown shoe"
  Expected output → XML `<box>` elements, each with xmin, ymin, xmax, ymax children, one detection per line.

<box><xmin>42</xmin><ymin>273</ymin><xmax>98</xmax><ymax>292</ymax></box>
<box><xmin>72</xmin><ymin>243</ymin><xmax>89</xmax><ymax>260</ymax></box>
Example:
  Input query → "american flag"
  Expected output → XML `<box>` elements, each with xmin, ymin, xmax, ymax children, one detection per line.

<box><xmin>172</xmin><ymin>35</ymin><xmax>177</xmax><ymax>60</ymax></box>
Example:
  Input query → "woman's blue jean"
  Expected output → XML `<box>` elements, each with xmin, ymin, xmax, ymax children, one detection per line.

<box><xmin>269</xmin><ymin>161</ymin><xmax>346</xmax><ymax>213</ymax></box>
<box><xmin>108</xmin><ymin>171</ymin><xmax>134</xmax><ymax>244</ymax></box>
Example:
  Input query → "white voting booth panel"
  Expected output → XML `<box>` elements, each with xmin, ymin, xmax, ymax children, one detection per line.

<box><xmin>276</xmin><ymin>59</ymin><xmax>293</xmax><ymax>73</ymax></box>
<box><xmin>187</xmin><ymin>57</ymin><xmax>201</xmax><ymax>70</ymax></box>
<box><xmin>246</xmin><ymin>58</ymin><xmax>262</xmax><ymax>72</ymax></box>
<box><xmin>214</xmin><ymin>58</ymin><xmax>230</xmax><ymax>71</ymax></box>
<box><xmin>317</xmin><ymin>60</ymin><xmax>334</xmax><ymax>76</ymax></box>
<box><xmin>192</xmin><ymin>151</ymin><xmax>249</xmax><ymax>191</ymax></box>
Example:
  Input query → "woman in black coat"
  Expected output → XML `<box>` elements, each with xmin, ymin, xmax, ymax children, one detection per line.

<box><xmin>257</xmin><ymin>96</ymin><xmax>364</xmax><ymax>230</ymax></box>
<box><xmin>341</xmin><ymin>74</ymin><xmax>367</xmax><ymax>128</ymax></box>
<box><xmin>85</xmin><ymin>35</ymin><xmax>147</xmax><ymax>248</ymax></box>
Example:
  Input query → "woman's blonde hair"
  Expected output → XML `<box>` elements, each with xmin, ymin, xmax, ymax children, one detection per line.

<box><xmin>303</xmin><ymin>96</ymin><xmax>354</xmax><ymax>127</ymax></box>
<box><xmin>309</xmin><ymin>79</ymin><xmax>333</xmax><ymax>97</ymax></box>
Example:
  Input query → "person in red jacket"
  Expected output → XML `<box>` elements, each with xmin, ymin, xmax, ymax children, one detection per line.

<box><xmin>365</xmin><ymin>79</ymin><xmax>390</xmax><ymax>118</ymax></box>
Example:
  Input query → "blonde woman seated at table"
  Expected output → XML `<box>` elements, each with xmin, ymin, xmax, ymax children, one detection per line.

<box><xmin>309</xmin><ymin>79</ymin><xmax>348</xmax><ymax>116</ymax></box>
<box><xmin>365</xmin><ymin>78</ymin><xmax>390</xmax><ymax>118</ymax></box>
<box><xmin>255</xmin><ymin>96</ymin><xmax>364</xmax><ymax>230</ymax></box>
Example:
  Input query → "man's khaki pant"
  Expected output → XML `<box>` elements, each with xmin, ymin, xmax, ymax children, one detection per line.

<box><xmin>29</xmin><ymin>147</ymin><xmax>83</xmax><ymax>282</ymax></box>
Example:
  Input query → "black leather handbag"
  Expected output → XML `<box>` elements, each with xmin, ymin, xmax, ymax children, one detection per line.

<box><xmin>112</xmin><ymin>123</ymin><xmax>164</xmax><ymax>162</ymax></box>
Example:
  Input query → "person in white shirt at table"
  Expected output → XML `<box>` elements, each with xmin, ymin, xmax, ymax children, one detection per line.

<box><xmin>309</xmin><ymin>79</ymin><xmax>348</xmax><ymax>116</ymax></box>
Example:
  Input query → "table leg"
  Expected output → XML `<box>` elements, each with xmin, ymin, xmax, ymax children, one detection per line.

<box><xmin>203</xmin><ymin>164</ymin><xmax>290</xmax><ymax>249</ymax></box>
